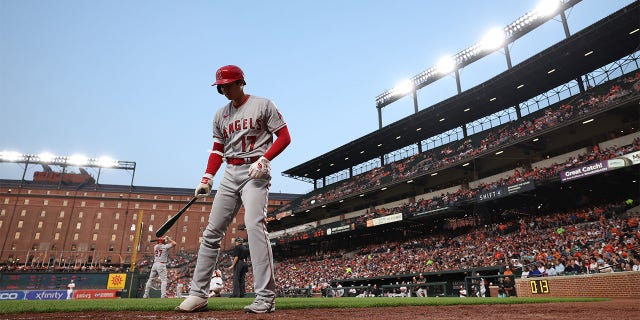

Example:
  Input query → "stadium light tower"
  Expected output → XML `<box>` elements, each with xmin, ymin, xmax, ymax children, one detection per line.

<box><xmin>374</xmin><ymin>0</ymin><xmax>581</xmax><ymax>127</ymax></box>
<box><xmin>0</xmin><ymin>151</ymin><xmax>137</xmax><ymax>188</ymax></box>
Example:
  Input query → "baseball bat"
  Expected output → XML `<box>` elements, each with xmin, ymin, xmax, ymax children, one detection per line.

<box><xmin>155</xmin><ymin>195</ymin><xmax>199</xmax><ymax>237</ymax></box>
<box><xmin>153</xmin><ymin>180</ymin><xmax>247</xmax><ymax>237</ymax></box>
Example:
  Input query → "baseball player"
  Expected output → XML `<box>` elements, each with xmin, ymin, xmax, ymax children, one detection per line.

<box><xmin>209</xmin><ymin>269</ymin><xmax>224</xmax><ymax>297</ymax></box>
<box><xmin>66</xmin><ymin>279</ymin><xmax>75</xmax><ymax>299</ymax></box>
<box><xmin>176</xmin><ymin>65</ymin><xmax>291</xmax><ymax>314</ymax></box>
<box><xmin>143</xmin><ymin>236</ymin><xmax>176</xmax><ymax>298</ymax></box>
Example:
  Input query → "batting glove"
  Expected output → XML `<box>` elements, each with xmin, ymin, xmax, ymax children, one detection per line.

<box><xmin>249</xmin><ymin>156</ymin><xmax>271</xmax><ymax>179</ymax></box>
<box><xmin>195</xmin><ymin>173</ymin><xmax>213</xmax><ymax>198</ymax></box>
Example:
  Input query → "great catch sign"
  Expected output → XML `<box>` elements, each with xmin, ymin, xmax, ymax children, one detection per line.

<box><xmin>560</xmin><ymin>151</ymin><xmax>639</xmax><ymax>182</ymax></box>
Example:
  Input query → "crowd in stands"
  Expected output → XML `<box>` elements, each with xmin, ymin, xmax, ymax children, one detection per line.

<box><xmin>5</xmin><ymin>199</ymin><xmax>637</xmax><ymax>298</ymax></box>
<box><xmin>271</xmin><ymin>71</ymin><xmax>640</xmax><ymax>218</ymax></box>
<box><xmin>273</xmin><ymin>201</ymin><xmax>638</xmax><ymax>294</ymax></box>
<box><xmin>274</xmin><ymin>136</ymin><xmax>640</xmax><ymax>244</ymax></box>
<box><xmin>141</xmin><ymin>199</ymin><xmax>638</xmax><ymax>298</ymax></box>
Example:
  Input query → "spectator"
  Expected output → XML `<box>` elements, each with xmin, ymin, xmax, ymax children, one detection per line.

<box><xmin>546</xmin><ymin>263</ymin><xmax>557</xmax><ymax>276</ymax></box>
<box><xmin>597</xmin><ymin>259</ymin><xmax>614</xmax><ymax>273</ymax></box>
<box><xmin>529</xmin><ymin>263</ymin><xmax>542</xmax><ymax>277</ymax></box>
<box><xmin>554</xmin><ymin>259</ymin><xmax>565</xmax><ymax>275</ymax></box>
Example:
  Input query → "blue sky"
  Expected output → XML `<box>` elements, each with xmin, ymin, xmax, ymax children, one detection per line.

<box><xmin>0</xmin><ymin>0</ymin><xmax>633</xmax><ymax>194</ymax></box>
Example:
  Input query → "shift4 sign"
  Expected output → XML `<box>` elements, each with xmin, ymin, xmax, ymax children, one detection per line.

<box><xmin>529</xmin><ymin>279</ymin><xmax>550</xmax><ymax>294</ymax></box>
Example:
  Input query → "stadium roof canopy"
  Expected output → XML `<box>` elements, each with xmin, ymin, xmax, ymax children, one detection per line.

<box><xmin>282</xmin><ymin>2</ymin><xmax>639</xmax><ymax>183</ymax></box>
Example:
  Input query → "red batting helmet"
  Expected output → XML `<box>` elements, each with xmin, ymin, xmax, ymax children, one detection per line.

<box><xmin>213</xmin><ymin>65</ymin><xmax>246</xmax><ymax>94</ymax></box>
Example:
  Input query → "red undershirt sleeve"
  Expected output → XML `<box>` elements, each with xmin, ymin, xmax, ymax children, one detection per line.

<box><xmin>264</xmin><ymin>126</ymin><xmax>291</xmax><ymax>161</ymax></box>
<box><xmin>204</xmin><ymin>142</ymin><xmax>224</xmax><ymax>175</ymax></box>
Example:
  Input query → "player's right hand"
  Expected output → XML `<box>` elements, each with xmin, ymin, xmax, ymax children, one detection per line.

<box><xmin>195</xmin><ymin>173</ymin><xmax>213</xmax><ymax>198</ymax></box>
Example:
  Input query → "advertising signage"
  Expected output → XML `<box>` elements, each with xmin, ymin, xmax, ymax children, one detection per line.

<box><xmin>560</xmin><ymin>151</ymin><xmax>639</xmax><ymax>182</ymax></box>
<box><xmin>476</xmin><ymin>180</ymin><xmax>535</xmax><ymax>203</ymax></box>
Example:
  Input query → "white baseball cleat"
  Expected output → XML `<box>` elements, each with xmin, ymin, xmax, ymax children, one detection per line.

<box><xmin>175</xmin><ymin>295</ymin><xmax>208</xmax><ymax>312</ymax></box>
<box><xmin>243</xmin><ymin>298</ymin><xmax>275</xmax><ymax>313</ymax></box>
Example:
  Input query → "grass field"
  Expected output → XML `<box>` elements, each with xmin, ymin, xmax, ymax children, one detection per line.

<box><xmin>0</xmin><ymin>297</ymin><xmax>608</xmax><ymax>314</ymax></box>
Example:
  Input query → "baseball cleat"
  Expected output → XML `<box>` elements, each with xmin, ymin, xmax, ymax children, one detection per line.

<box><xmin>243</xmin><ymin>298</ymin><xmax>275</xmax><ymax>313</ymax></box>
<box><xmin>175</xmin><ymin>295</ymin><xmax>208</xmax><ymax>313</ymax></box>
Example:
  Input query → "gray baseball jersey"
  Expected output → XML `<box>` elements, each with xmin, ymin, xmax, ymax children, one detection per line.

<box><xmin>213</xmin><ymin>95</ymin><xmax>286</xmax><ymax>158</ymax></box>
<box><xmin>153</xmin><ymin>243</ymin><xmax>173</xmax><ymax>263</ymax></box>
<box><xmin>188</xmin><ymin>95</ymin><xmax>286</xmax><ymax>303</ymax></box>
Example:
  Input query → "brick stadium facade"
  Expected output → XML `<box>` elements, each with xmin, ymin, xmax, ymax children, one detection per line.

<box><xmin>0</xmin><ymin>175</ymin><xmax>298</xmax><ymax>267</ymax></box>
<box><xmin>515</xmin><ymin>272</ymin><xmax>640</xmax><ymax>298</ymax></box>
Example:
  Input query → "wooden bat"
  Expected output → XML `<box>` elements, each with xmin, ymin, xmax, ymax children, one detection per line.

<box><xmin>155</xmin><ymin>196</ymin><xmax>199</xmax><ymax>237</ymax></box>
<box><xmin>154</xmin><ymin>180</ymin><xmax>245</xmax><ymax>237</ymax></box>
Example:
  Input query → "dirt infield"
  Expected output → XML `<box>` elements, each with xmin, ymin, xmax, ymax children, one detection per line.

<box><xmin>2</xmin><ymin>299</ymin><xmax>638</xmax><ymax>320</ymax></box>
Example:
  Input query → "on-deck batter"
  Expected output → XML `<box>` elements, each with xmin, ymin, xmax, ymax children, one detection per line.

<box><xmin>143</xmin><ymin>236</ymin><xmax>176</xmax><ymax>298</ymax></box>
<box><xmin>176</xmin><ymin>65</ymin><xmax>291</xmax><ymax>314</ymax></box>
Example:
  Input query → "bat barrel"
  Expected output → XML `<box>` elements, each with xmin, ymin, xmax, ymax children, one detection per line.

<box><xmin>155</xmin><ymin>196</ymin><xmax>199</xmax><ymax>237</ymax></box>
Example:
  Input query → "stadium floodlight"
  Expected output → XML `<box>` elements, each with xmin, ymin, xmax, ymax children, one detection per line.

<box><xmin>535</xmin><ymin>0</ymin><xmax>561</xmax><ymax>18</ymax></box>
<box><xmin>392</xmin><ymin>79</ymin><xmax>415</xmax><ymax>97</ymax></box>
<box><xmin>0</xmin><ymin>151</ymin><xmax>137</xmax><ymax>188</ymax></box>
<box><xmin>436</xmin><ymin>56</ymin><xmax>456</xmax><ymax>75</ymax></box>
<box><xmin>0</xmin><ymin>151</ymin><xmax>23</xmax><ymax>162</ymax></box>
<box><xmin>375</xmin><ymin>0</ymin><xmax>578</xmax><ymax>109</ymax></box>
<box><xmin>37</xmin><ymin>152</ymin><xmax>56</xmax><ymax>163</ymax></box>
<box><xmin>67</xmin><ymin>154</ymin><xmax>89</xmax><ymax>167</ymax></box>
<box><xmin>480</xmin><ymin>27</ymin><xmax>506</xmax><ymax>51</ymax></box>
<box><xmin>96</xmin><ymin>156</ymin><xmax>118</xmax><ymax>168</ymax></box>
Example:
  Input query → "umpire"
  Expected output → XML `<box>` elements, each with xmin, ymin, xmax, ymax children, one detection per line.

<box><xmin>229</xmin><ymin>237</ymin><xmax>249</xmax><ymax>297</ymax></box>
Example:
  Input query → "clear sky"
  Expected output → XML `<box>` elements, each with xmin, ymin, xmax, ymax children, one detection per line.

<box><xmin>0</xmin><ymin>0</ymin><xmax>633</xmax><ymax>194</ymax></box>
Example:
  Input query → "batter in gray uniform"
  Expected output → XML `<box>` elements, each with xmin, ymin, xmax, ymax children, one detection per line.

<box><xmin>144</xmin><ymin>236</ymin><xmax>176</xmax><ymax>298</ymax></box>
<box><xmin>176</xmin><ymin>65</ymin><xmax>291</xmax><ymax>314</ymax></box>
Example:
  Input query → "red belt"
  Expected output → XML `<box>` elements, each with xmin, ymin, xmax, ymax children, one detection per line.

<box><xmin>227</xmin><ymin>156</ymin><xmax>260</xmax><ymax>165</ymax></box>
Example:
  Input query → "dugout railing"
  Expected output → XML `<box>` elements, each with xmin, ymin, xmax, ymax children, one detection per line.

<box><xmin>380</xmin><ymin>281</ymin><xmax>448</xmax><ymax>297</ymax></box>
<box><xmin>277</xmin><ymin>286</ymin><xmax>313</xmax><ymax>297</ymax></box>
<box><xmin>465</xmin><ymin>274</ymin><xmax>516</xmax><ymax>298</ymax></box>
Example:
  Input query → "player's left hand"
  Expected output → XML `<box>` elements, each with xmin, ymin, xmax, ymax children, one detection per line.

<box><xmin>249</xmin><ymin>156</ymin><xmax>271</xmax><ymax>179</ymax></box>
